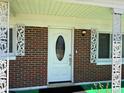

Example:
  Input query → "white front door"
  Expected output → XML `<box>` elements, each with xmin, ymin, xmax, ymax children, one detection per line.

<box><xmin>48</xmin><ymin>28</ymin><xmax>72</xmax><ymax>83</ymax></box>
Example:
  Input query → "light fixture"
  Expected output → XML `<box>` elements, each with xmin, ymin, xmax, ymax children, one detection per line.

<box><xmin>81</xmin><ymin>30</ymin><xmax>86</xmax><ymax>36</ymax></box>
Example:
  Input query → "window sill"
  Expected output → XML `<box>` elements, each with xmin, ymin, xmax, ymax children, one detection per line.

<box><xmin>96</xmin><ymin>58</ymin><xmax>124</xmax><ymax>65</ymax></box>
<box><xmin>9</xmin><ymin>53</ymin><xmax>16</xmax><ymax>60</ymax></box>
<box><xmin>9</xmin><ymin>56</ymin><xmax>16</xmax><ymax>60</ymax></box>
<box><xmin>0</xmin><ymin>53</ymin><xmax>16</xmax><ymax>60</ymax></box>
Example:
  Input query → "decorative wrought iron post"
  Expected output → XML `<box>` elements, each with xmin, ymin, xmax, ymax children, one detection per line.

<box><xmin>0</xmin><ymin>1</ymin><xmax>9</xmax><ymax>93</ymax></box>
<box><xmin>90</xmin><ymin>29</ymin><xmax>97</xmax><ymax>63</ymax></box>
<box><xmin>112</xmin><ymin>9</ymin><xmax>123</xmax><ymax>93</ymax></box>
<box><xmin>16</xmin><ymin>24</ymin><xmax>25</xmax><ymax>56</ymax></box>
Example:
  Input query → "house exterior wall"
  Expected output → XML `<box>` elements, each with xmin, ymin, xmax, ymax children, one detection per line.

<box><xmin>9</xmin><ymin>26</ymin><xmax>48</xmax><ymax>88</ymax></box>
<box><xmin>74</xmin><ymin>29</ymin><xmax>124</xmax><ymax>82</ymax></box>
<box><xmin>9</xmin><ymin>26</ymin><xmax>124</xmax><ymax>88</ymax></box>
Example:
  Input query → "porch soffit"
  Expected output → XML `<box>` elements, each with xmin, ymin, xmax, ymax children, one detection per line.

<box><xmin>9</xmin><ymin>0</ymin><xmax>124</xmax><ymax>19</ymax></box>
<box><xmin>10</xmin><ymin>0</ymin><xmax>113</xmax><ymax>20</ymax></box>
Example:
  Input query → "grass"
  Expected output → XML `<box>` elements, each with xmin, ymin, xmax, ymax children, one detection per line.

<box><xmin>86</xmin><ymin>88</ymin><xmax>124</xmax><ymax>93</ymax></box>
<box><xmin>14</xmin><ymin>90</ymin><xmax>39</xmax><ymax>93</ymax></box>
<box><xmin>80</xmin><ymin>81</ymin><xmax>124</xmax><ymax>90</ymax></box>
<box><xmin>82</xmin><ymin>81</ymin><xmax>124</xmax><ymax>93</ymax></box>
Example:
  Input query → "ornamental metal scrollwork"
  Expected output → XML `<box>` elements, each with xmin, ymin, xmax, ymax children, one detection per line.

<box><xmin>0</xmin><ymin>2</ymin><xmax>8</xmax><ymax>58</ymax></box>
<box><xmin>0</xmin><ymin>27</ymin><xmax>7</xmax><ymax>57</ymax></box>
<box><xmin>16</xmin><ymin>24</ymin><xmax>25</xmax><ymax>56</ymax></box>
<box><xmin>0</xmin><ymin>59</ymin><xmax>7</xmax><ymax>93</ymax></box>
<box><xmin>0</xmin><ymin>1</ymin><xmax>9</xmax><ymax>93</ymax></box>
<box><xmin>90</xmin><ymin>29</ymin><xmax>97</xmax><ymax>63</ymax></box>
<box><xmin>112</xmin><ymin>13</ymin><xmax>122</xmax><ymax>93</ymax></box>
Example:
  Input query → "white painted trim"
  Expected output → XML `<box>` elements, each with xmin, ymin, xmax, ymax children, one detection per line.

<box><xmin>48</xmin><ymin>25</ymin><xmax>73</xmax><ymax>30</ymax></box>
<box><xmin>113</xmin><ymin>8</ymin><xmax>124</xmax><ymax>14</ymax></box>
<box><xmin>47</xmin><ymin>27</ymin><xmax>49</xmax><ymax>85</ymax></box>
<box><xmin>7</xmin><ymin>26</ymin><xmax>17</xmax><ymax>56</ymax></box>
<box><xmin>13</xmin><ymin>26</ymin><xmax>17</xmax><ymax>56</ymax></box>
<box><xmin>71</xmin><ymin>28</ymin><xmax>74</xmax><ymax>83</ymax></box>
<box><xmin>10</xmin><ymin>14</ymin><xmax>113</xmax><ymax>32</ymax></box>
<box><xmin>97</xmin><ymin>58</ymin><xmax>124</xmax><ymax>65</ymax></box>
<box><xmin>9</xmin><ymin>27</ymin><xmax>16</xmax><ymax>55</ymax></box>
<box><xmin>2</xmin><ymin>27</ymin><xmax>17</xmax><ymax>60</ymax></box>
<box><xmin>1</xmin><ymin>55</ymin><xmax>16</xmax><ymax>60</ymax></box>
<box><xmin>96</xmin><ymin>32</ymin><xmax>99</xmax><ymax>61</ymax></box>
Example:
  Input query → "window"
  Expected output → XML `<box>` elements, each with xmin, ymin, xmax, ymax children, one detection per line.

<box><xmin>9</xmin><ymin>28</ymin><xmax>13</xmax><ymax>53</ymax></box>
<box><xmin>97</xmin><ymin>33</ymin><xmax>124</xmax><ymax>65</ymax></box>
<box><xmin>9</xmin><ymin>28</ymin><xmax>16</xmax><ymax>55</ymax></box>
<box><xmin>56</xmin><ymin>35</ymin><xmax>65</xmax><ymax>61</ymax></box>
<box><xmin>1</xmin><ymin>28</ymin><xmax>16</xmax><ymax>60</ymax></box>
<box><xmin>98</xmin><ymin>33</ymin><xmax>110</xmax><ymax>58</ymax></box>
<box><xmin>7</xmin><ymin>28</ymin><xmax>16</xmax><ymax>59</ymax></box>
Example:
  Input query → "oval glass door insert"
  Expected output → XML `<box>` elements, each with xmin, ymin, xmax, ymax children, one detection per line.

<box><xmin>56</xmin><ymin>35</ymin><xmax>65</xmax><ymax>61</ymax></box>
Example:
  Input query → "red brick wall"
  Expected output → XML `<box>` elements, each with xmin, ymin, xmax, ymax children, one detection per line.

<box><xmin>74</xmin><ymin>29</ymin><xmax>124</xmax><ymax>83</ymax></box>
<box><xmin>9</xmin><ymin>26</ymin><xmax>48</xmax><ymax>88</ymax></box>
<box><xmin>9</xmin><ymin>27</ymin><xmax>124</xmax><ymax>88</ymax></box>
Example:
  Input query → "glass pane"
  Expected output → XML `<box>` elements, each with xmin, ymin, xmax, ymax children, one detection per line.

<box><xmin>9</xmin><ymin>28</ymin><xmax>13</xmax><ymax>53</ymax></box>
<box><xmin>56</xmin><ymin>35</ymin><xmax>65</xmax><ymax>61</ymax></box>
<box><xmin>98</xmin><ymin>33</ymin><xmax>110</xmax><ymax>58</ymax></box>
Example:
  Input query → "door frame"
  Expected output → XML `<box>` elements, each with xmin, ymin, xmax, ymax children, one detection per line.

<box><xmin>47</xmin><ymin>27</ymin><xmax>74</xmax><ymax>84</ymax></box>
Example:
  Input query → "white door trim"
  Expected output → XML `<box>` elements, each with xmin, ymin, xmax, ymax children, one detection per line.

<box><xmin>47</xmin><ymin>27</ymin><xmax>74</xmax><ymax>84</ymax></box>
<box><xmin>71</xmin><ymin>28</ymin><xmax>74</xmax><ymax>83</ymax></box>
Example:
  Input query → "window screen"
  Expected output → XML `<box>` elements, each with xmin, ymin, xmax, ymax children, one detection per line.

<box><xmin>9</xmin><ymin>28</ymin><xmax>13</xmax><ymax>53</ymax></box>
<box><xmin>98</xmin><ymin>33</ymin><xmax>110</xmax><ymax>58</ymax></box>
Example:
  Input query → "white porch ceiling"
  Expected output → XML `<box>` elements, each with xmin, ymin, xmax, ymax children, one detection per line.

<box><xmin>10</xmin><ymin>0</ymin><xmax>114</xmax><ymax>20</ymax></box>
<box><xmin>65</xmin><ymin>0</ymin><xmax>124</xmax><ymax>9</ymax></box>
<box><xmin>9</xmin><ymin>0</ymin><xmax>124</xmax><ymax>31</ymax></box>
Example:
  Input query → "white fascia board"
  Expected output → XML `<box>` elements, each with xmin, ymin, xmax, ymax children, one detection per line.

<box><xmin>113</xmin><ymin>8</ymin><xmax>124</xmax><ymax>14</ymax></box>
<box><xmin>64</xmin><ymin>0</ymin><xmax>124</xmax><ymax>9</ymax></box>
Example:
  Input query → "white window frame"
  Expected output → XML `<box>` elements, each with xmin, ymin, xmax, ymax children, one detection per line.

<box><xmin>8</xmin><ymin>26</ymin><xmax>17</xmax><ymax>60</ymax></box>
<box><xmin>96</xmin><ymin>32</ymin><xmax>124</xmax><ymax>65</ymax></box>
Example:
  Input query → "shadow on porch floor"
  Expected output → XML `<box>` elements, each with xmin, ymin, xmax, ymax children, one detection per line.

<box><xmin>9</xmin><ymin>85</ymin><xmax>86</xmax><ymax>93</ymax></box>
